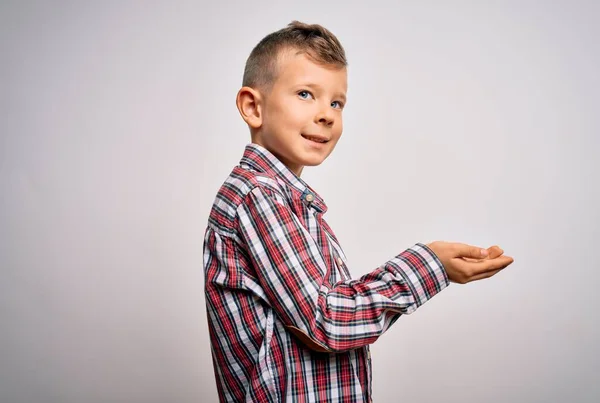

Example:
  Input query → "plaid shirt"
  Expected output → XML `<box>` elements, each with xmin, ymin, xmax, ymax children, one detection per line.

<box><xmin>204</xmin><ymin>143</ymin><xmax>449</xmax><ymax>402</ymax></box>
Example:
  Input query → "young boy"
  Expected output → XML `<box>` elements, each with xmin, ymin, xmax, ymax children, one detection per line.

<box><xmin>203</xmin><ymin>21</ymin><xmax>514</xmax><ymax>402</ymax></box>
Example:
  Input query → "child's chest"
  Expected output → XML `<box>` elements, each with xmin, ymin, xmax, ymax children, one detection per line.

<box><xmin>291</xmin><ymin>199</ymin><xmax>351</xmax><ymax>285</ymax></box>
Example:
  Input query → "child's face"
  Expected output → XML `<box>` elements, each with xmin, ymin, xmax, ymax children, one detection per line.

<box><xmin>255</xmin><ymin>51</ymin><xmax>347</xmax><ymax>176</ymax></box>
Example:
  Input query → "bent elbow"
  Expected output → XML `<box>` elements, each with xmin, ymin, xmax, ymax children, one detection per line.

<box><xmin>285</xmin><ymin>325</ymin><xmax>334</xmax><ymax>353</ymax></box>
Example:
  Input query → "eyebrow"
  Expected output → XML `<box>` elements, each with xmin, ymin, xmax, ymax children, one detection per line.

<box><xmin>302</xmin><ymin>83</ymin><xmax>347</xmax><ymax>103</ymax></box>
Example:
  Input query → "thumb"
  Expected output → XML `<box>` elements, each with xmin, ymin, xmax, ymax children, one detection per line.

<box><xmin>455</xmin><ymin>243</ymin><xmax>489</xmax><ymax>259</ymax></box>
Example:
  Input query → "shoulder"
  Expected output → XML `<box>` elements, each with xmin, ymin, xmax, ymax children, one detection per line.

<box><xmin>206</xmin><ymin>165</ymin><xmax>287</xmax><ymax>235</ymax></box>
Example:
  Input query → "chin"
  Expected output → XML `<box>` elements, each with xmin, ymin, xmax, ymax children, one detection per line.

<box><xmin>299</xmin><ymin>154</ymin><xmax>328</xmax><ymax>167</ymax></box>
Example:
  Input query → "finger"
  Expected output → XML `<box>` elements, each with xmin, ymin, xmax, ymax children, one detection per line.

<box><xmin>487</xmin><ymin>245</ymin><xmax>504</xmax><ymax>259</ymax></box>
<box><xmin>453</xmin><ymin>256</ymin><xmax>512</xmax><ymax>281</ymax></box>
<box><xmin>461</xmin><ymin>246</ymin><xmax>504</xmax><ymax>263</ymax></box>
<box><xmin>453</xmin><ymin>243</ymin><xmax>489</xmax><ymax>259</ymax></box>
<box><xmin>461</xmin><ymin>257</ymin><xmax>484</xmax><ymax>263</ymax></box>
<box><xmin>467</xmin><ymin>255</ymin><xmax>514</xmax><ymax>276</ymax></box>
<box><xmin>468</xmin><ymin>267</ymin><xmax>504</xmax><ymax>282</ymax></box>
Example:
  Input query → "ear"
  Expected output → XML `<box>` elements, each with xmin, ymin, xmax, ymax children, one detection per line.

<box><xmin>236</xmin><ymin>86</ymin><xmax>263</xmax><ymax>129</ymax></box>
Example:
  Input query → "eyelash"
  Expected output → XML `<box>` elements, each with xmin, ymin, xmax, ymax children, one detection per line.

<box><xmin>298</xmin><ymin>90</ymin><xmax>344</xmax><ymax>109</ymax></box>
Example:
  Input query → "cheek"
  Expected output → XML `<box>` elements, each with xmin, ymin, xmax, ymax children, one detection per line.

<box><xmin>274</xmin><ymin>103</ymin><xmax>303</xmax><ymax>127</ymax></box>
<box><xmin>334</xmin><ymin>119</ymin><xmax>343</xmax><ymax>138</ymax></box>
<box><xmin>286</xmin><ymin>103</ymin><xmax>312</xmax><ymax>124</ymax></box>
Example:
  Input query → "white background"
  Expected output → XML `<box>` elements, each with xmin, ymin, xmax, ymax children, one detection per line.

<box><xmin>1</xmin><ymin>1</ymin><xmax>599</xmax><ymax>402</ymax></box>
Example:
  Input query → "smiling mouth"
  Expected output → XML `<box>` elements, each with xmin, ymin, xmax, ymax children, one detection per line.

<box><xmin>301</xmin><ymin>134</ymin><xmax>329</xmax><ymax>143</ymax></box>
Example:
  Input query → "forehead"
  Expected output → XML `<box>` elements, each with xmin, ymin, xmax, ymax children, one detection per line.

<box><xmin>273</xmin><ymin>50</ymin><xmax>347</xmax><ymax>91</ymax></box>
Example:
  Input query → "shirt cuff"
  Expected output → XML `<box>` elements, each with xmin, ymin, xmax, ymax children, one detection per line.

<box><xmin>389</xmin><ymin>242</ymin><xmax>449</xmax><ymax>309</ymax></box>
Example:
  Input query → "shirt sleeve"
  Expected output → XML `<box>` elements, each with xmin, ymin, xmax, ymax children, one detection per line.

<box><xmin>236</xmin><ymin>186</ymin><xmax>449</xmax><ymax>353</ymax></box>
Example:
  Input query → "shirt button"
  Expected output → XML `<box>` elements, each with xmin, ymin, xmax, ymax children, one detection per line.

<box><xmin>305</xmin><ymin>193</ymin><xmax>314</xmax><ymax>202</ymax></box>
<box><xmin>336</xmin><ymin>257</ymin><xmax>343</xmax><ymax>266</ymax></box>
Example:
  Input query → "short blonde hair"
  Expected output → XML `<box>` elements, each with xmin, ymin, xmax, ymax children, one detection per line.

<box><xmin>242</xmin><ymin>20</ymin><xmax>347</xmax><ymax>93</ymax></box>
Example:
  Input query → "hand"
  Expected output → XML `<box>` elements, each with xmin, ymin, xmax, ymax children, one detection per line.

<box><xmin>462</xmin><ymin>245</ymin><xmax>504</xmax><ymax>262</ymax></box>
<box><xmin>426</xmin><ymin>241</ymin><xmax>514</xmax><ymax>284</ymax></box>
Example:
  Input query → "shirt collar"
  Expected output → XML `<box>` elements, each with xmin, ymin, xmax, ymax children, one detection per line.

<box><xmin>239</xmin><ymin>143</ymin><xmax>327</xmax><ymax>213</ymax></box>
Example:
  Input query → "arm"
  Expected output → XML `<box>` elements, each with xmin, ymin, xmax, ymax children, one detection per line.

<box><xmin>237</xmin><ymin>186</ymin><xmax>449</xmax><ymax>353</ymax></box>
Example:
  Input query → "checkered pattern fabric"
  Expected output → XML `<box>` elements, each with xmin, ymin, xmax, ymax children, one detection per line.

<box><xmin>204</xmin><ymin>143</ymin><xmax>449</xmax><ymax>402</ymax></box>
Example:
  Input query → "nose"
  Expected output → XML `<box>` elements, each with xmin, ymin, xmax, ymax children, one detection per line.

<box><xmin>315</xmin><ymin>103</ymin><xmax>335</xmax><ymax>127</ymax></box>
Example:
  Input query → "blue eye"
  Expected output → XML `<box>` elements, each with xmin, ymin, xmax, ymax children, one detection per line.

<box><xmin>331</xmin><ymin>101</ymin><xmax>344</xmax><ymax>109</ymax></box>
<box><xmin>298</xmin><ymin>90</ymin><xmax>312</xmax><ymax>99</ymax></box>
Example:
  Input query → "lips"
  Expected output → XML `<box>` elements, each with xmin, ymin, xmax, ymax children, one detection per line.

<box><xmin>301</xmin><ymin>134</ymin><xmax>329</xmax><ymax>143</ymax></box>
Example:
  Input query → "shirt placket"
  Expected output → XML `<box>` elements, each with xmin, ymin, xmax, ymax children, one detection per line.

<box><xmin>298</xmin><ymin>184</ymin><xmax>373</xmax><ymax>402</ymax></box>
